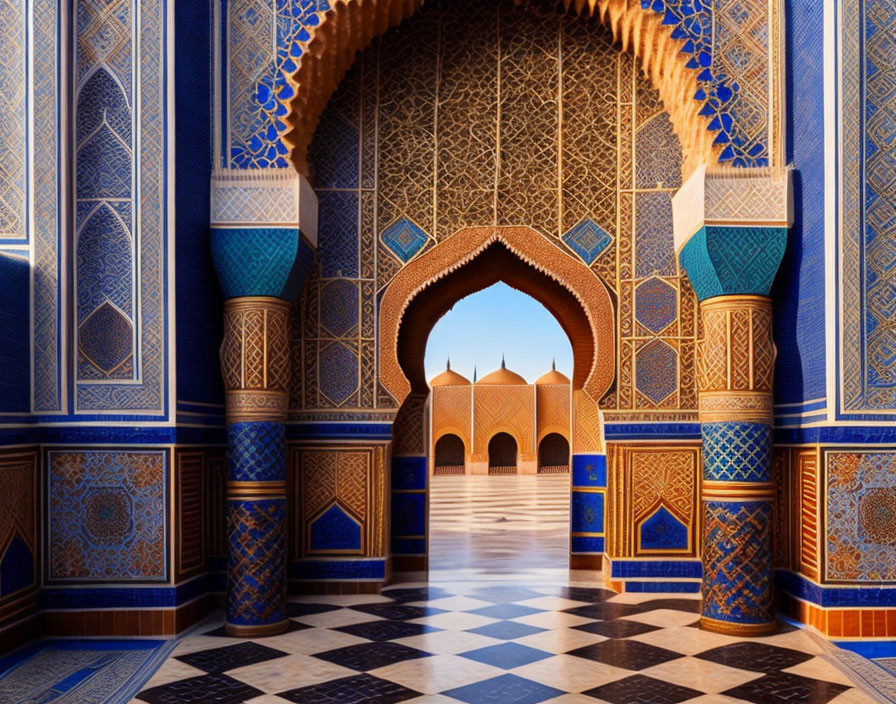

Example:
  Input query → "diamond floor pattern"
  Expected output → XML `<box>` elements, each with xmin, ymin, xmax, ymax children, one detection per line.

<box><xmin>133</xmin><ymin>578</ymin><xmax>881</xmax><ymax>704</ymax></box>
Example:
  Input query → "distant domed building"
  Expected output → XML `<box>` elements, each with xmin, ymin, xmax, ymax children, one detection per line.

<box><xmin>430</xmin><ymin>359</ymin><xmax>571</xmax><ymax>475</ymax></box>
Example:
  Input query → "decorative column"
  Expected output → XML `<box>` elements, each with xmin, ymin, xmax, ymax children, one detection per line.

<box><xmin>674</xmin><ymin>166</ymin><xmax>791</xmax><ymax>636</ymax></box>
<box><xmin>570</xmin><ymin>390</ymin><xmax>607</xmax><ymax>570</ymax></box>
<box><xmin>210</xmin><ymin>170</ymin><xmax>317</xmax><ymax>636</ymax></box>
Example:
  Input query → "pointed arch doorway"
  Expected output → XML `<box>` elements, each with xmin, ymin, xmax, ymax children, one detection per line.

<box><xmin>379</xmin><ymin>226</ymin><xmax>614</xmax><ymax>573</ymax></box>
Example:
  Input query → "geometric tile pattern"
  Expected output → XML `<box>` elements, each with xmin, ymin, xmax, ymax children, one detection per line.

<box><xmin>74</xmin><ymin>0</ymin><xmax>167</xmax><ymax>412</ymax></box>
<box><xmin>135</xmin><ymin>579</ymin><xmax>872</xmax><ymax>704</ymax></box>
<box><xmin>228</xmin><ymin>422</ymin><xmax>286</xmax><ymax>482</ymax></box>
<box><xmin>0</xmin><ymin>452</ymin><xmax>38</xmax><ymax>603</ymax></box>
<box><xmin>635</xmin><ymin>276</ymin><xmax>678</xmax><ymax>334</ymax></box>
<box><xmin>679</xmin><ymin>226</ymin><xmax>788</xmax><ymax>303</ymax></box>
<box><xmin>624</xmin><ymin>448</ymin><xmax>699</xmax><ymax>558</ymax></box>
<box><xmin>380</xmin><ymin>217</ymin><xmax>428</xmax><ymax>264</ymax></box>
<box><xmin>702</xmin><ymin>422</ymin><xmax>773</xmax><ymax>483</ymax></box>
<box><xmin>0</xmin><ymin>640</ymin><xmax>170</xmax><ymax>704</ymax></box>
<box><xmin>0</xmin><ymin>0</ymin><xmax>25</xmax><ymax>240</ymax></box>
<box><xmin>839</xmin><ymin>0</ymin><xmax>896</xmax><ymax>412</ymax></box>
<box><xmin>32</xmin><ymin>0</ymin><xmax>63</xmax><ymax>411</ymax></box>
<box><xmin>75</xmin><ymin>0</ymin><xmax>139</xmax><ymax>383</ymax></box>
<box><xmin>319</xmin><ymin>279</ymin><xmax>359</xmax><ymax>338</ymax></box>
<box><xmin>75</xmin><ymin>33</ymin><xmax>135</xmax><ymax>380</ymax></box>
<box><xmin>47</xmin><ymin>450</ymin><xmax>167</xmax><ymax>581</ymax></box>
<box><xmin>639</xmin><ymin>0</ymin><xmax>769</xmax><ymax>166</ymax></box>
<box><xmin>635</xmin><ymin>340</ymin><xmax>678</xmax><ymax>404</ymax></box>
<box><xmin>296</xmin><ymin>0</ymin><xmax>698</xmax><ymax>416</ymax></box>
<box><xmin>210</xmin><ymin>227</ymin><xmax>302</xmax><ymax>298</ymax></box>
<box><xmin>319</xmin><ymin>342</ymin><xmax>359</xmax><ymax>406</ymax></box>
<box><xmin>561</xmin><ymin>218</ymin><xmax>613</xmax><ymax>266</ymax></box>
<box><xmin>702</xmin><ymin>500</ymin><xmax>774</xmax><ymax>627</ymax></box>
<box><xmin>228</xmin><ymin>0</ymin><xmax>328</xmax><ymax>169</ymax></box>
<box><xmin>826</xmin><ymin>450</ymin><xmax>896</xmax><ymax>582</ymax></box>
<box><xmin>227</xmin><ymin>498</ymin><xmax>287</xmax><ymax>628</ymax></box>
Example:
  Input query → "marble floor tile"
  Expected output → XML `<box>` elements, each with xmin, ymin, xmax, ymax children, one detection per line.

<box><xmin>509</xmin><ymin>653</ymin><xmax>633</xmax><ymax>692</ymax></box>
<box><xmin>511</xmin><ymin>609</ymin><xmax>595</xmax><ymax>629</ymax></box>
<box><xmin>140</xmin><ymin>658</ymin><xmax>207</xmax><ymax>689</ymax></box>
<box><xmin>621</xmin><ymin>607</ymin><xmax>704</xmax><ymax>628</ymax></box>
<box><xmin>227</xmin><ymin>653</ymin><xmax>355</xmax><ymax>693</ymax></box>
<box><xmin>125</xmin><ymin>476</ymin><xmax>895</xmax><ymax>704</ymax></box>
<box><xmin>640</xmin><ymin>654</ymin><xmax>763</xmax><ymax>693</ymax></box>
<box><xmin>513</xmin><ymin>626</ymin><xmax>608</xmax><ymax>655</ymax></box>
<box><xmin>370</xmin><ymin>653</ymin><xmax>505</xmax><ymax>694</ymax></box>
<box><xmin>291</xmin><ymin>607</ymin><xmax>385</xmax><ymax>629</ymax></box>
<box><xmin>409</xmin><ymin>610</ymin><xmax>498</xmax><ymax>631</ymax></box>
<box><xmin>782</xmin><ymin>655</ymin><xmax>861</xmax><ymax>687</ymax></box>
<box><xmin>257</xmin><ymin>625</ymin><xmax>370</xmax><ymax>655</ymax></box>
<box><xmin>391</xmin><ymin>629</ymin><xmax>505</xmax><ymax>655</ymax></box>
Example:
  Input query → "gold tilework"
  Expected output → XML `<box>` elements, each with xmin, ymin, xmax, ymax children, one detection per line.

<box><xmin>696</xmin><ymin>296</ymin><xmax>774</xmax><ymax>424</ymax></box>
<box><xmin>296</xmin><ymin>1</ymin><xmax>700</xmax><ymax>419</ymax></box>
<box><xmin>607</xmin><ymin>444</ymin><xmax>700</xmax><ymax>558</ymax></box>
<box><xmin>222</xmin><ymin>297</ymin><xmax>293</xmax><ymax>423</ymax></box>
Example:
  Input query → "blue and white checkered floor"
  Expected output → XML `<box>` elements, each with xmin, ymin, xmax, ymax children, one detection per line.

<box><xmin>130</xmin><ymin>477</ymin><xmax>892</xmax><ymax>704</ymax></box>
<box><xmin>132</xmin><ymin>579</ymin><xmax>885</xmax><ymax>704</ymax></box>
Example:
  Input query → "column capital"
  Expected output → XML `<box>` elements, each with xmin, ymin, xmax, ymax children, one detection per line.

<box><xmin>210</xmin><ymin>169</ymin><xmax>318</xmax><ymax>301</ymax></box>
<box><xmin>673</xmin><ymin>165</ymin><xmax>793</xmax><ymax>249</ymax></box>
<box><xmin>211</xmin><ymin>168</ymin><xmax>318</xmax><ymax>239</ymax></box>
<box><xmin>673</xmin><ymin>166</ymin><xmax>793</xmax><ymax>302</ymax></box>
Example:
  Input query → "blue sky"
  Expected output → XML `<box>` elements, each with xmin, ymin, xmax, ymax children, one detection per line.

<box><xmin>424</xmin><ymin>282</ymin><xmax>573</xmax><ymax>384</ymax></box>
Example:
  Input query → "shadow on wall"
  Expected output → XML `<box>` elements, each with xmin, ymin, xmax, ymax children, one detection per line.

<box><xmin>771</xmin><ymin>168</ymin><xmax>804</xmax><ymax>405</ymax></box>
<box><xmin>0</xmin><ymin>253</ymin><xmax>30</xmax><ymax>413</ymax></box>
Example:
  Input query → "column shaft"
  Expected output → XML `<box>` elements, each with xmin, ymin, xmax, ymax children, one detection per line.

<box><xmin>697</xmin><ymin>295</ymin><xmax>776</xmax><ymax>635</ymax></box>
<box><xmin>221</xmin><ymin>296</ymin><xmax>292</xmax><ymax>636</ymax></box>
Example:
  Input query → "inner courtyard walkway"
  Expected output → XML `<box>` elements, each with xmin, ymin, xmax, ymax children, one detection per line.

<box><xmin>429</xmin><ymin>475</ymin><xmax>571</xmax><ymax>576</ymax></box>
<box><xmin>123</xmin><ymin>477</ymin><xmax>896</xmax><ymax>704</ymax></box>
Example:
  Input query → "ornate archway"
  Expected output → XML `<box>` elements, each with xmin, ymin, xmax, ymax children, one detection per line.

<box><xmin>379</xmin><ymin>226</ymin><xmax>612</xmax><ymax>570</ymax></box>
<box><xmin>213</xmin><ymin>0</ymin><xmax>789</xmax><ymax>640</ymax></box>
<box><xmin>488</xmin><ymin>432</ymin><xmax>519</xmax><ymax>474</ymax></box>
<box><xmin>434</xmin><ymin>434</ymin><xmax>465</xmax><ymax>475</ymax></box>
<box><xmin>379</xmin><ymin>226</ymin><xmax>614</xmax><ymax>402</ymax></box>
<box><xmin>539</xmin><ymin>433</ymin><xmax>570</xmax><ymax>474</ymax></box>
<box><xmin>279</xmin><ymin>0</ymin><xmax>723</xmax><ymax>176</ymax></box>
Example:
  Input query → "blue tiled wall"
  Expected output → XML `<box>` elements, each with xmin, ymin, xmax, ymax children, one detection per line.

<box><xmin>175</xmin><ymin>0</ymin><xmax>224</xmax><ymax>408</ymax></box>
<box><xmin>0</xmin><ymin>253</ymin><xmax>30</xmax><ymax>413</ymax></box>
<box><xmin>772</xmin><ymin>0</ymin><xmax>826</xmax><ymax>406</ymax></box>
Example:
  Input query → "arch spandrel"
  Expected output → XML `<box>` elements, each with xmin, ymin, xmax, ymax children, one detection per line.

<box><xmin>280</xmin><ymin>0</ymin><xmax>721</xmax><ymax>177</ymax></box>
<box><xmin>377</xmin><ymin>226</ymin><xmax>615</xmax><ymax>412</ymax></box>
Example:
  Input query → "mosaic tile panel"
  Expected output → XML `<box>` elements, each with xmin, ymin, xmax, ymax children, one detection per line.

<box><xmin>228</xmin><ymin>0</ymin><xmax>329</xmax><ymax>169</ymax></box>
<box><xmin>826</xmin><ymin>451</ymin><xmax>896</xmax><ymax>583</ymax></box>
<box><xmin>227</xmin><ymin>498</ymin><xmax>287</xmax><ymax>627</ymax></box>
<box><xmin>0</xmin><ymin>641</ymin><xmax>169</xmax><ymax>704</ymax></box>
<box><xmin>0</xmin><ymin>450</ymin><xmax>38</xmax><ymax>610</ymax></box>
<box><xmin>702</xmin><ymin>422</ymin><xmax>773</xmax><ymax>483</ymax></box>
<box><xmin>702</xmin><ymin>500</ymin><xmax>774</xmax><ymax>626</ymax></box>
<box><xmin>48</xmin><ymin>450</ymin><xmax>167</xmax><ymax>582</ymax></box>
<box><xmin>0</xmin><ymin>0</ymin><xmax>26</xmax><ymax>241</ymax></box>
<box><xmin>228</xmin><ymin>422</ymin><xmax>286</xmax><ymax>482</ymax></box>
<box><xmin>32</xmin><ymin>0</ymin><xmax>63</xmax><ymax>410</ymax></box>
<box><xmin>75</xmin><ymin>1</ymin><xmax>135</xmax><ymax>382</ymax></box>
<box><xmin>839</xmin><ymin>0</ymin><xmax>896</xmax><ymax>413</ymax></box>
<box><xmin>291</xmin><ymin>446</ymin><xmax>386</xmax><ymax>560</ymax></box>
<box><xmin>74</xmin><ymin>0</ymin><xmax>167</xmax><ymax>412</ymax></box>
